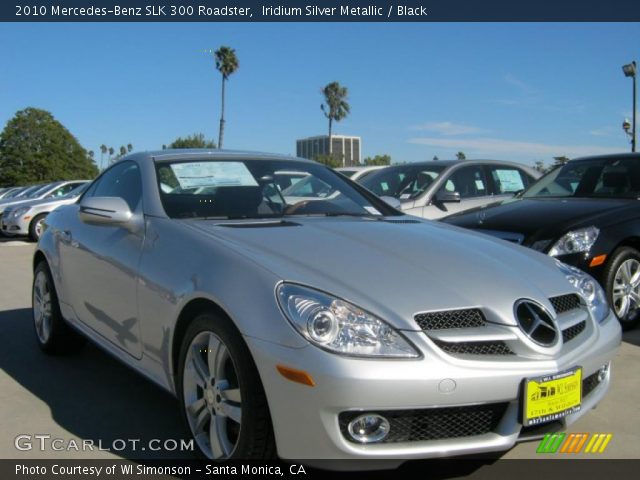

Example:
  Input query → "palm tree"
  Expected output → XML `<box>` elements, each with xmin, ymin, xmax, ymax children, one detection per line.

<box><xmin>100</xmin><ymin>144</ymin><xmax>107</xmax><ymax>169</ymax></box>
<box><xmin>214</xmin><ymin>46</ymin><xmax>239</xmax><ymax>149</ymax></box>
<box><xmin>108</xmin><ymin>147</ymin><xmax>114</xmax><ymax>165</ymax></box>
<box><xmin>321</xmin><ymin>82</ymin><xmax>350</xmax><ymax>164</ymax></box>
<box><xmin>127</xmin><ymin>143</ymin><xmax>133</xmax><ymax>153</ymax></box>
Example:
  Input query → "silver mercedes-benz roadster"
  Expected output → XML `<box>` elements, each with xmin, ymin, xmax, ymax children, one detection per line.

<box><xmin>33</xmin><ymin>150</ymin><xmax>621</xmax><ymax>466</ymax></box>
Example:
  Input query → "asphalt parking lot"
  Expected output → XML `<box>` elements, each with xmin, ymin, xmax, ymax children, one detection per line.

<box><xmin>0</xmin><ymin>240</ymin><xmax>638</xmax><ymax>462</ymax></box>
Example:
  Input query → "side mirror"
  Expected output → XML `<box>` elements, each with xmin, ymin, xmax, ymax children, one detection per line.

<box><xmin>435</xmin><ymin>191</ymin><xmax>461</xmax><ymax>203</ymax></box>
<box><xmin>79</xmin><ymin>197</ymin><xmax>133</xmax><ymax>225</ymax></box>
<box><xmin>380</xmin><ymin>196</ymin><xmax>402</xmax><ymax>209</ymax></box>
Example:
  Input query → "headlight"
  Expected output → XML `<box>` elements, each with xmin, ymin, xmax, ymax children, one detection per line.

<box><xmin>548</xmin><ymin>226</ymin><xmax>599</xmax><ymax>257</ymax></box>
<box><xmin>11</xmin><ymin>206</ymin><xmax>30</xmax><ymax>219</ymax></box>
<box><xmin>277</xmin><ymin>283</ymin><xmax>419</xmax><ymax>358</ymax></box>
<box><xmin>556</xmin><ymin>260</ymin><xmax>609</xmax><ymax>323</ymax></box>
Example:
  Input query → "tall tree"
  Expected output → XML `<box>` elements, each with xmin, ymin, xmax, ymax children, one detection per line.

<box><xmin>100</xmin><ymin>144</ymin><xmax>107</xmax><ymax>169</ymax></box>
<box><xmin>534</xmin><ymin>160</ymin><xmax>546</xmax><ymax>173</ymax></box>
<box><xmin>127</xmin><ymin>143</ymin><xmax>133</xmax><ymax>153</ymax></box>
<box><xmin>214</xmin><ymin>46</ymin><xmax>239</xmax><ymax>149</ymax></box>
<box><xmin>108</xmin><ymin>147</ymin><xmax>114</xmax><ymax>164</ymax></box>
<box><xmin>321</xmin><ymin>81</ymin><xmax>350</xmax><ymax>164</ymax></box>
<box><xmin>0</xmin><ymin>107</ymin><xmax>98</xmax><ymax>185</ymax></box>
<box><xmin>119</xmin><ymin>146</ymin><xmax>127</xmax><ymax>157</ymax></box>
<box><xmin>433</xmin><ymin>155</ymin><xmax>439</xmax><ymax>161</ymax></box>
<box><xmin>167</xmin><ymin>133</ymin><xmax>216</xmax><ymax>149</ymax></box>
<box><xmin>456</xmin><ymin>151</ymin><xmax>466</xmax><ymax>160</ymax></box>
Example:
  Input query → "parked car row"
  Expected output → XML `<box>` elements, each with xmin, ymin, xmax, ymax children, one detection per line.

<box><xmin>32</xmin><ymin>149</ymin><xmax>621</xmax><ymax>465</ymax></box>
<box><xmin>0</xmin><ymin>180</ymin><xmax>88</xmax><ymax>241</ymax></box>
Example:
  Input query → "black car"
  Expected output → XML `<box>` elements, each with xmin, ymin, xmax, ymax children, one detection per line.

<box><xmin>444</xmin><ymin>153</ymin><xmax>640</xmax><ymax>330</ymax></box>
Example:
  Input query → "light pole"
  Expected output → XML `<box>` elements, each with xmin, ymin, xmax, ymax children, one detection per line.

<box><xmin>622</xmin><ymin>61</ymin><xmax>636</xmax><ymax>152</ymax></box>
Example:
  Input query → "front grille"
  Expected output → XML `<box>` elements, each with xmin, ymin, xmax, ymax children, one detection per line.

<box><xmin>582</xmin><ymin>372</ymin><xmax>601</xmax><ymax>398</ymax></box>
<box><xmin>562</xmin><ymin>321</ymin><xmax>586</xmax><ymax>343</ymax></box>
<box><xmin>415</xmin><ymin>309</ymin><xmax>486</xmax><ymax>330</ymax></box>
<box><xmin>550</xmin><ymin>294</ymin><xmax>581</xmax><ymax>314</ymax></box>
<box><xmin>432</xmin><ymin>339</ymin><xmax>514</xmax><ymax>356</ymax></box>
<box><xmin>339</xmin><ymin>403</ymin><xmax>508</xmax><ymax>443</ymax></box>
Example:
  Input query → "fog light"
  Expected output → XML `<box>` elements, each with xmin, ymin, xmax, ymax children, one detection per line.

<box><xmin>347</xmin><ymin>414</ymin><xmax>390</xmax><ymax>443</ymax></box>
<box><xmin>597</xmin><ymin>364</ymin><xmax>609</xmax><ymax>383</ymax></box>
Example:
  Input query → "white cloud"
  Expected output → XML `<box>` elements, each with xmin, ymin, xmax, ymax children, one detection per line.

<box><xmin>412</xmin><ymin>121</ymin><xmax>487</xmax><ymax>136</ymax></box>
<box><xmin>408</xmin><ymin>136</ymin><xmax>621</xmax><ymax>159</ymax></box>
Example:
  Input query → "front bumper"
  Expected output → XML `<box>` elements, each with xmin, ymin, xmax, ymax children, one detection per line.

<box><xmin>1</xmin><ymin>214</ymin><xmax>29</xmax><ymax>235</ymax></box>
<box><xmin>246</xmin><ymin>311</ymin><xmax>620</xmax><ymax>463</ymax></box>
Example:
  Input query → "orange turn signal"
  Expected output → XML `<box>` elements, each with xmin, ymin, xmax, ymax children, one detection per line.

<box><xmin>589</xmin><ymin>254</ymin><xmax>607</xmax><ymax>267</ymax></box>
<box><xmin>276</xmin><ymin>365</ymin><xmax>315</xmax><ymax>387</ymax></box>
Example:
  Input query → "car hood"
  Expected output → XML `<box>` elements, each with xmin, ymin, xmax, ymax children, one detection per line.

<box><xmin>186</xmin><ymin>217</ymin><xmax>574</xmax><ymax>331</ymax></box>
<box><xmin>444</xmin><ymin>197</ymin><xmax>636</xmax><ymax>239</ymax></box>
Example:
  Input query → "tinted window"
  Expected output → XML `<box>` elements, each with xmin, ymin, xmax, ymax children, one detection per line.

<box><xmin>47</xmin><ymin>182</ymin><xmax>84</xmax><ymax>198</ymax></box>
<box><xmin>489</xmin><ymin>167</ymin><xmax>529</xmax><ymax>194</ymax></box>
<box><xmin>524</xmin><ymin>157</ymin><xmax>640</xmax><ymax>199</ymax></box>
<box><xmin>360</xmin><ymin>165</ymin><xmax>446</xmax><ymax>201</ymax></box>
<box><xmin>86</xmin><ymin>162</ymin><xmax>142</xmax><ymax>210</ymax></box>
<box><xmin>441</xmin><ymin>166</ymin><xmax>488</xmax><ymax>199</ymax></box>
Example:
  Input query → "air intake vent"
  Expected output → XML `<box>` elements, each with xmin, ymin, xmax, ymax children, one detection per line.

<box><xmin>432</xmin><ymin>339</ymin><xmax>514</xmax><ymax>356</ymax></box>
<box><xmin>562</xmin><ymin>321</ymin><xmax>586</xmax><ymax>343</ymax></box>
<box><xmin>381</xmin><ymin>219</ymin><xmax>422</xmax><ymax>224</ymax></box>
<box><xmin>415</xmin><ymin>309</ymin><xmax>486</xmax><ymax>330</ymax></box>
<box><xmin>339</xmin><ymin>403</ymin><xmax>508</xmax><ymax>443</ymax></box>
<box><xmin>550</xmin><ymin>294</ymin><xmax>581</xmax><ymax>314</ymax></box>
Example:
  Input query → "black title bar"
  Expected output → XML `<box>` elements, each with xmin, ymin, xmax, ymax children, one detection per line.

<box><xmin>5</xmin><ymin>0</ymin><xmax>640</xmax><ymax>22</ymax></box>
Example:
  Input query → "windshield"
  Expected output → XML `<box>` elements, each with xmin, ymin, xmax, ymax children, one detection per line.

<box><xmin>523</xmin><ymin>157</ymin><xmax>640</xmax><ymax>199</ymax></box>
<box><xmin>27</xmin><ymin>184</ymin><xmax>53</xmax><ymax>198</ymax></box>
<box><xmin>156</xmin><ymin>159</ymin><xmax>399</xmax><ymax>219</ymax></box>
<box><xmin>61</xmin><ymin>182</ymin><xmax>89</xmax><ymax>198</ymax></box>
<box><xmin>360</xmin><ymin>164</ymin><xmax>447</xmax><ymax>201</ymax></box>
<box><xmin>15</xmin><ymin>185</ymin><xmax>41</xmax><ymax>198</ymax></box>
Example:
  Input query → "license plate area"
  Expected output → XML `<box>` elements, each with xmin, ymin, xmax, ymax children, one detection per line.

<box><xmin>523</xmin><ymin>367</ymin><xmax>582</xmax><ymax>426</ymax></box>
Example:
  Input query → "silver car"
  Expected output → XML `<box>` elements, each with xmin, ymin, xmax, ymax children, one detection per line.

<box><xmin>359</xmin><ymin>160</ymin><xmax>540</xmax><ymax>220</ymax></box>
<box><xmin>34</xmin><ymin>150</ymin><xmax>620</xmax><ymax>466</ymax></box>
<box><xmin>2</xmin><ymin>182</ymin><xmax>88</xmax><ymax>241</ymax></box>
<box><xmin>0</xmin><ymin>181</ymin><xmax>87</xmax><ymax>232</ymax></box>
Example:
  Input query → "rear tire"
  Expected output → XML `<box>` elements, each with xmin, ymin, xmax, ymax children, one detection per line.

<box><xmin>177</xmin><ymin>312</ymin><xmax>276</xmax><ymax>459</ymax></box>
<box><xmin>32</xmin><ymin>261</ymin><xmax>86</xmax><ymax>354</ymax></box>
<box><xmin>603</xmin><ymin>247</ymin><xmax>640</xmax><ymax>330</ymax></box>
<box><xmin>29</xmin><ymin>213</ymin><xmax>48</xmax><ymax>242</ymax></box>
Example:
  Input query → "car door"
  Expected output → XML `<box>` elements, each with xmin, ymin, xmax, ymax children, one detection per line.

<box><xmin>423</xmin><ymin>165</ymin><xmax>492</xmax><ymax>219</ymax></box>
<box><xmin>57</xmin><ymin>161</ymin><xmax>145</xmax><ymax>358</ymax></box>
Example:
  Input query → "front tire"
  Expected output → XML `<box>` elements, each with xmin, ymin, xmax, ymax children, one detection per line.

<box><xmin>177</xmin><ymin>313</ymin><xmax>275</xmax><ymax>459</ymax></box>
<box><xmin>29</xmin><ymin>213</ymin><xmax>48</xmax><ymax>242</ymax></box>
<box><xmin>32</xmin><ymin>261</ymin><xmax>86</xmax><ymax>354</ymax></box>
<box><xmin>604</xmin><ymin>247</ymin><xmax>640</xmax><ymax>330</ymax></box>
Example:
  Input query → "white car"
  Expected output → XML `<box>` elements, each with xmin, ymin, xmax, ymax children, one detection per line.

<box><xmin>336</xmin><ymin>165</ymin><xmax>387</xmax><ymax>181</ymax></box>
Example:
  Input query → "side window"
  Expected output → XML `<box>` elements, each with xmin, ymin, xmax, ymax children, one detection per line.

<box><xmin>490</xmin><ymin>167</ymin><xmax>528</xmax><ymax>194</ymax></box>
<box><xmin>48</xmin><ymin>183</ymin><xmax>79</xmax><ymax>198</ymax></box>
<box><xmin>441</xmin><ymin>166</ymin><xmax>488</xmax><ymax>199</ymax></box>
<box><xmin>85</xmin><ymin>162</ymin><xmax>142</xmax><ymax>211</ymax></box>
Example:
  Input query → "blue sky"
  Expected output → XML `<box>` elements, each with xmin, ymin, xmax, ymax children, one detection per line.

<box><xmin>0</xmin><ymin>22</ymin><xmax>638</xmax><ymax>168</ymax></box>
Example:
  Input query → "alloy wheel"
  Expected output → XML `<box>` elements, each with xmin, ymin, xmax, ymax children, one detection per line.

<box><xmin>182</xmin><ymin>331</ymin><xmax>242</xmax><ymax>459</ymax></box>
<box><xmin>32</xmin><ymin>270</ymin><xmax>53</xmax><ymax>344</ymax></box>
<box><xmin>612</xmin><ymin>258</ymin><xmax>640</xmax><ymax>321</ymax></box>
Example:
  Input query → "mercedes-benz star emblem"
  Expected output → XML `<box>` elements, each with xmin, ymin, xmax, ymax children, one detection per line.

<box><xmin>514</xmin><ymin>300</ymin><xmax>558</xmax><ymax>346</ymax></box>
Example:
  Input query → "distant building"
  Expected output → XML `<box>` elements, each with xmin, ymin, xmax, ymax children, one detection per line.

<box><xmin>296</xmin><ymin>135</ymin><xmax>361</xmax><ymax>166</ymax></box>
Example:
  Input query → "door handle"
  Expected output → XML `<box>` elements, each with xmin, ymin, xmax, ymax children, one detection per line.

<box><xmin>60</xmin><ymin>230</ymin><xmax>72</xmax><ymax>243</ymax></box>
